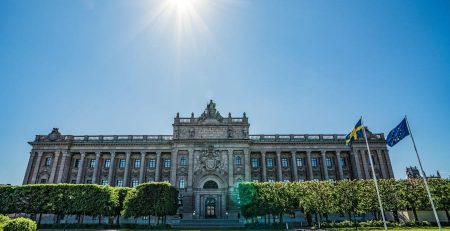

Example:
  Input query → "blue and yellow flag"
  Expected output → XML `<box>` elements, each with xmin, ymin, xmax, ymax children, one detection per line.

<box><xmin>346</xmin><ymin>119</ymin><xmax>364</xmax><ymax>146</ymax></box>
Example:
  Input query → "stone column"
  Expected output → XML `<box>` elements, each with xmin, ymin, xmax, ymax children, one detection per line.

<box><xmin>384</xmin><ymin>149</ymin><xmax>394</xmax><ymax>178</ymax></box>
<box><xmin>108</xmin><ymin>152</ymin><xmax>116</xmax><ymax>185</ymax></box>
<box><xmin>31</xmin><ymin>151</ymin><xmax>43</xmax><ymax>184</ymax></box>
<box><xmin>306</xmin><ymin>151</ymin><xmax>313</xmax><ymax>180</ymax></box>
<box><xmin>56</xmin><ymin>150</ymin><xmax>70</xmax><ymax>183</ymax></box>
<box><xmin>139</xmin><ymin>152</ymin><xmax>146</xmax><ymax>184</ymax></box>
<box><xmin>276</xmin><ymin>151</ymin><xmax>282</xmax><ymax>181</ymax></box>
<box><xmin>76</xmin><ymin>152</ymin><xmax>86</xmax><ymax>184</ymax></box>
<box><xmin>321</xmin><ymin>150</ymin><xmax>329</xmax><ymax>180</ymax></box>
<box><xmin>170</xmin><ymin>150</ymin><xmax>178</xmax><ymax>185</ymax></box>
<box><xmin>291</xmin><ymin>151</ymin><xmax>299</xmax><ymax>181</ymax></box>
<box><xmin>187</xmin><ymin>149</ymin><xmax>194</xmax><ymax>189</ymax></box>
<box><xmin>335</xmin><ymin>151</ymin><xmax>344</xmax><ymax>180</ymax></box>
<box><xmin>23</xmin><ymin>151</ymin><xmax>35</xmax><ymax>184</ymax></box>
<box><xmin>92</xmin><ymin>152</ymin><xmax>101</xmax><ymax>184</ymax></box>
<box><xmin>228</xmin><ymin>149</ymin><xmax>234</xmax><ymax>189</ymax></box>
<box><xmin>352</xmin><ymin>150</ymin><xmax>362</xmax><ymax>179</ymax></box>
<box><xmin>155</xmin><ymin>151</ymin><xmax>162</xmax><ymax>182</ymax></box>
<box><xmin>361</xmin><ymin>150</ymin><xmax>370</xmax><ymax>179</ymax></box>
<box><xmin>261</xmin><ymin>152</ymin><xmax>267</xmax><ymax>182</ymax></box>
<box><xmin>48</xmin><ymin>151</ymin><xmax>61</xmax><ymax>183</ymax></box>
<box><xmin>375</xmin><ymin>150</ymin><xmax>386</xmax><ymax>179</ymax></box>
<box><xmin>244</xmin><ymin>149</ymin><xmax>250</xmax><ymax>181</ymax></box>
<box><xmin>123</xmin><ymin>151</ymin><xmax>131</xmax><ymax>186</ymax></box>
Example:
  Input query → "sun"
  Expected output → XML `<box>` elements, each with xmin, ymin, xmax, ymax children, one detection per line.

<box><xmin>168</xmin><ymin>0</ymin><xmax>195</xmax><ymax>15</ymax></box>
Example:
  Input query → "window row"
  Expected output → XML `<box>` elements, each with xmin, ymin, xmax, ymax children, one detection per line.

<box><xmin>250</xmin><ymin>157</ymin><xmax>348</xmax><ymax>168</ymax></box>
<box><xmin>73</xmin><ymin>158</ymin><xmax>172</xmax><ymax>169</ymax></box>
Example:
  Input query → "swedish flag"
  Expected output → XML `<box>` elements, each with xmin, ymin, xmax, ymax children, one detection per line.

<box><xmin>346</xmin><ymin>119</ymin><xmax>364</xmax><ymax>146</ymax></box>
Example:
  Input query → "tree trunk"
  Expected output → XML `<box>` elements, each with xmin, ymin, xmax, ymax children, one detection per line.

<box><xmin>272</xmin><ymin>213</ymin><xmax>275</xmax><ymax>224</ymax></box>
<box><xmin>306</xmin><ymin>213</ymin><xmax>312</xmax><ymax>227</ymax></box>
<box><xmin>116</xmin><ymin>215</ymin><xmax>120</xmax><ymax>226</ymax></box>
<box><xmin>348</xmin><ymin>212</ymin><xmax>352</xmax><ymax>221</ymax></box>
<box><xmin>264</xmin><ymin>214</ymin><xmax>267</xmax><ymax>224</ymax></box>
<box><xmin>412</xmin><ymin>209</ymin><xmax>418</xmax><ymax>221</ymax></box>
<box><xmin>393</xmin><ymin>211</ymin><xmax>399</xmax><ymax>222</ymax></box>
<box><xmin>445</xmin><ymin>209</ymin><xmax>450</xmax><ymax>222</ymax></box>
<box><xmin>98</xmin><ymin>215</ymin><xmax>102</xmax><ymax>224</ymax></box>
<box><xmin>38</xmin><ymin>213</ymin><xmax>42</xmax><ymax>226</ymax></box>
<box><xmin>279</xmin><ymin>213</ymin><xmax>283</xmax><ymax>223</ymax></box>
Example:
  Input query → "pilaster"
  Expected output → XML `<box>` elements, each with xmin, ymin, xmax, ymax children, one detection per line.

<box><xmin>276</xmin><ymin>151</ymin><xmax>282</xmax><ymax>181</ymax></box>
<box><xmin>306</xmin><ymin>151</ymin><xmax>313</xmax><ymax>180</ymax></box>
<box><xmin>244</xmin><ymin>149</ymin><xmax>250</xmax><ymax>181</ymax></box>
<box><xmin>56</xmin><ymin>150</ymin><xmax>70</xmax><ymax>183</ymax></box>
<box><xmin>336</xmin><ymin>151</ymin><xmax>344</xmax><ymax>180</ymax></box>
<box><xmin>321</xmin><ymin>150</ymin><xmax>329</xmax><ymax>180</ymax></box>
<box><xmin>107</xmin><ymin>152</ymin><xmax>116</xmax><ymax>185</ymax></box>
<box><xmin>261</xmin><ymin>152</ymin><xmax>267</xmax><ymax>182</ymax></box>
<box><xmin>123</xmin><ymin>151</ymin><xmax>131</xmax><ymax>186</ymax></box>
<box><xmin>48</xmin><ymin>151</ymin><xmax>61</xmax><ymax>183</ymax></box>
<box><xmin>170</xmin><ymin>150</ymin><xmax>178</xmax><ymax>185</ymax></box>
<box><xmin>23</xmin><ymin>151</ymin><xmax>35</xmax><ymax>184</ymax></box>
<box><xmin>92</xmin><ymin>151</ymin><xmax>101</xmax><ymax>184</ymax></box>
<box><xmin>139</xmin><ymin>152</ymin><xmax>146</xmax><ymax>184</ymax></box>
<box><xmin>291</xmin><ymin>151</ymin><xmax>298</xmax><ymax>181</ymax></box>
<box><xmin>76</xmin><ymin>152</ymin><xmax>86</xmax><ymax>184</ymax></box>
<box><xmin>31</xmin><ymin>151</ymin><xmax>43</xmax><ymax>184</ymax></box>
<box><xmin>155</xmin><ymin>151</ymin><xmax>162</xmax><ymax>182</ymax></box>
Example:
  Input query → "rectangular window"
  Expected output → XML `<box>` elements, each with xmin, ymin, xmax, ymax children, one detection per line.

<box><xmin>132</xmin><ymin>180</ymin><xmax>139</xmax><ymax>187</ymax></box>
<box><xmin>148</xmin><ymin>159</ymin><xmax>156</xmax><ymax>168</ymax></box>
<box><xmin>104</xmin><ymin>159</ymin><xmax>111</xmax><ymax>168</ymax></box>
<box><xmin>101</xmin><ymin>180</ymin><xmax>108</xmax><ymax>186</ymax></box>
<box><xmin>164</xmin><ymin>159</ymin><xmax>171</xmax><ymax>168</ymax></box>
<box><xmin>71</xmin><ymin>179</ymin><xmax>76</xmax><ymax>184</ymax></box>
<box><xmin>179</xmin><ymin>179</ymin><xmax>186</xmax><ymax>189</ymax></box>
<box><xmin>74</xmin><ymin>159</ymin><xmax>80</xmax><ymax>168</ymax></box>
<box><xmin>251</xmin><ymin>158</ymin><xmax>259</xmax><ymax>168</ymax></box>
<box><xmin>119</xmin><ymin>159</ymin><xmax>126</xmax><ymax>168</ymax></box>
<box><xmin>252</xmin><ymin>179</ymin><xmax>259</xmax><ymax>183</ymax></box>
<box><xmin>86</xmin><ymin>179</ymin><xmax>92</xmax><ymax>184</ymax></box>
<box><xmin>45</xmin><ymin>157</ymin><xmax>52</xmax><ymax>167</ymax></box>
<box><xmin>40</xmin><ymin>179</ymin><xmax>47</xmax><ymax>183</ymax></box>
<box><xmin>235</xmin><ymin>156</ymin><xmax>241</xmax><ymax>166</ymax></box>
<box><xmin>326</xmin><ymin>158</ymin><xmax>332</xmax><ymax>167</ymax></box>
<box><xmin>134</xmin><ymin>159</ymin><xmax>141</xmax><ymax>168</ymax></box>
<box><xmin>180</xmin><ymin>156</ymin><xmax>187</xmax><ymax>166</ymax></box>
<box><xmin>296</xmin><ymin>158</ymin><xmax>303</xmax><ymax>167</ymax></box>
<box><xmin>311</xmin><ymin>158</ymin><xmax>318</xmax><ymax>167</ymax></box>
<box><xmin>147</xmin><ymin>177</ymin><xmax>155</xmax><ymax>182</ymax></box>
<box><xmin>116</xmin><ymin>179</ymin><xmax>124</xmax><ymax>187</ymax></box>
<box><xmin>340</xmin><ymin>157</ymin><xmax>347</xmax><ymax>167</ymax></box>
<box><xmin>281</xmin><ymin>158</ymin><xmax>288</xmax><ymax>167</ymax></box>
<box><xmin>266</xmin><ymin>158</ymin><xmax>273</xmax><ymax>168</ymax></box>
<box><xmin>89</xmin><ymin>159</ymin><xmax>96</xmax><ymax>168</ymax></box>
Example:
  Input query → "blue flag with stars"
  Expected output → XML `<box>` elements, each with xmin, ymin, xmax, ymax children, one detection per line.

<box><xmin>386</xmin><ymin>118</ymin><xmax>410</xmax><ymax>147</ymax></box>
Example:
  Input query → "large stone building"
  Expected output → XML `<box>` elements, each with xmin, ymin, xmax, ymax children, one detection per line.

<box><xmin>23</xmin><ymin>100</ymin><xmax>394</xmax><ymax>219</ymax></box>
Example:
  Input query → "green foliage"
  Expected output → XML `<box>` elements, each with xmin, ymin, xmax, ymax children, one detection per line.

<box><xmin>3</xmin><ymin>217</ymin><xmax>36</xmax><ymax>231</ymax></box>
<box><xmin>0</xmin><ymin>215</ymin><xmax>11</xmax><ymax>230</ymax></box>
<box><xmin>122</xmin><ymin>182</ymin><xmax>178</xmax><ymax>221</ymax></box>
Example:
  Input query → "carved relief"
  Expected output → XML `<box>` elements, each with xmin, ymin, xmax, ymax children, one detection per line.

<box><xmin>194</xmin><ymin>146</ymin><xmax>227</xmax><ymax>177</ymax></box>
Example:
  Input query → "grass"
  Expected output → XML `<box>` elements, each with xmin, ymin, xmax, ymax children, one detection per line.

<box><xmin>331</xmin><ymin>228</ymin><xmax>450</xmax><ymax>231</ymax></box>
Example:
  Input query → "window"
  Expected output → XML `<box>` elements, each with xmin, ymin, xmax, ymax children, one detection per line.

<box><xmin>148</xmin><ymin>159</ymin><xmax>156</xmax><ymax>168</ymax></box>
<box><xmin>268</xmin><ymin>179</ymin><xmax>274</xmax><ymax>182</ymax></box>
<box><xmin>45</xmin><ymin>157</ymin><xmax>52</xmax><ymax>167</ymax></box>
<box><xmin>101</xmin><ymin>180</ymin><xmax>108</xmax><ymax>186</ymax></box>
<box><xmin>235</xmin><ymin>156</ymin><xmax>241</xmax><ymax>166</ymax></box>
<box><xmin>89</xmin><ymin>159</ymin><xmax>96</xmax><ymax>168</ymax></box>
<box><xmin>104</xmin><ymin>159</ymin><xmax>111</xmax><ymax>168</ymax></box>
<box><xmin>266</xmin><ymin>158</ymin><xmax>273</xmax><ymax>168</ymax></box>
<box><xmin>132</xmin><ymin>180</ymin><xmax>139</xmax><ymax>187</ymax></box>
<box><xmin>179</xmin><ymin>179</ymin><xmax>186</xmax><ymax>189</ymax></box>
<box><xmin>40</xmin><ymin>179</ymin><xmax>47</xmax><ymax>183</ymax></box>
<box><xmin>340</xmin><ymin>157</ymin><xmax>347</xmax><ymax>167</ymax></box>
<box><xmin>180</xmin><ymin>156</ymin><xmax>187</xmax><ymax>166</ymax></box>
<box><xmin>119</xmin><ymin>159</ymin><xmax>126</xmax><ymax>168</ymax></box>
<box><xmin>252</xmin><ymin>179</ymin><xmax>259</xmax><ymax>183</ymax></box>
<box><xmin>74</xmin><ymin>159</ymin><xmax>80</xmax><ymax>168</ymax></box>
<box><xmin>326</xmin><ymin>158</ymin><xmax>332</xmax><ymax>167</ymax></box>
<box><xmin>134</xmin><ymin>159</ymin><xmax>141</xmax><ymax>168</ymax></box>
<box><xmin>311</xmin><ymin>158</ymin><xmax>318</xmax><ymax>167</ymax></box>
<box><xmin>86</xmin><ymin>179</ymin><xmax>92</xmax><ymax>184</ymax></box>
<box><xmin>116</xmin><ymin>179</ymin><xmax>124</xmax><ymax>187</ymax></box>
<box><xmin>147</xmin><ymin>177</ymin><xmax>155</xmax><ymax>182</ymax></box>
<box><xmin>164</xmin><ymin>159</ymin><xmax>171</xmax><ymax>168</ymax></box>
<box><xmin>71</xmin><ymin>179</ymin><xmax>76</xmax><ymax>184</ymax></box>
<box><xmin>281</xmin><ymin>158</ymin><xmax>288</xmax><ymax>167</ymax></box>
<box><xmin>296</xmin><ymin>158</ymin><xmax>303</xmax><ymax>167</ymax></box>
<box><xmin>251</xmin><ymin>158</ymin><xmax>259</xmax><ymax>168</ymax></box>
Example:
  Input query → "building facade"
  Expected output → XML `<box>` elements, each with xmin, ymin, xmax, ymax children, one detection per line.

<box><xmin>23</xmin><ymin>100</ymin><xmax>394</xmax><ymax>219</ymax></box>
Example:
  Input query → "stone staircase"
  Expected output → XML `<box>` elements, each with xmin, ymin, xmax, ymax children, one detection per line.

<box><xmin>171</xmin><ymin>218</ymin><xmax>245</xmax><ymax>229</ymax></box>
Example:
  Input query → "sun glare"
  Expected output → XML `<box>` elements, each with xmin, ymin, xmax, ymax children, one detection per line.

<box><xmin>169</xmin><ymin>0</ymin><xmax>195</xmax><ymax>14</ymax></box>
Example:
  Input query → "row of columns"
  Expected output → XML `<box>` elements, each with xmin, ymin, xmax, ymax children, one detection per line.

<box><xmin>256</xmin><ymin>149</ymin><xmax>389</xmax><ymax>181</ymax></box>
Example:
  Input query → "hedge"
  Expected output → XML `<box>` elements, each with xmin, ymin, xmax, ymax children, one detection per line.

<box><xmin>3</xmin><ymin>217</ymin><xmax>36</xmax><ymax>231</ymax></box>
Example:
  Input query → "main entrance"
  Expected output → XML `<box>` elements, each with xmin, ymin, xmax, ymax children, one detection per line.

<box><xmin>205</xmin><ymin>198</ymin><xmax>216</xmax><ymax>218</ymax></box>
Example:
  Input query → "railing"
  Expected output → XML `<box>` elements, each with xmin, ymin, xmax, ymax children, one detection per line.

<box><xmin>249</xmin><ymin>134</ymin><xmax>385</xmax><ymax>142</ymax></box>
<box><xmin>175</xmin><ymin>117</ymin><xmax>248</xmax><ymax>124</ymax></box>
<box><xmin>34</xmin><ymin>135</ymin><xmax>173</xmax><ymax>143</ymax></box>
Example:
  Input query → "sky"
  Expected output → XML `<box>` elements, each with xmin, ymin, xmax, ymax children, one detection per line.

<box><xmin>1</xmin><ymin>0</ymin><xmax>449</xmax><ymax>185</ymax></box>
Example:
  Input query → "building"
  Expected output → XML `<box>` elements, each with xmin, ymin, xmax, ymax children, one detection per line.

<box><xmin>406</xmin><ymin>166</ymin><xmax>441</xmax><ymax>179</ymax></box>
<box><xmin>23</xmin><ymin>100</ymin><xmax>394</xmax><ymax>219</ymax></box>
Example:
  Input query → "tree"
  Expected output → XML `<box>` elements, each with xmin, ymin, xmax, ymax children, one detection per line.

<box><xmin>428</xmin><ymin>178</ymin><xmax>450</xmax><ymax>221</ymax></box>
<box><xmin>332</xmin><ymin>180</ymin><xmax>358</xmax><ymax>221</ymax></box>
<box><xmin>297</xmin><ymin>181</ymin><xmax>333</xmax><ymax>227</ymax></box>
<box><xmin>398</xmin><ymin>179</ymin><xmax>428</xmax><ymax>221</ymax></box>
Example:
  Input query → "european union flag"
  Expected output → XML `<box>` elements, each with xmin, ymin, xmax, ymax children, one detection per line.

<box><xmin>346</xmin><ymin>119</ymin><xmax>364</xmax><ymax>146</ymax></box>
<box><xmin>386</xmin><ymin>118</ymin><xmax>410</xmax><ymax>147</ymax></box>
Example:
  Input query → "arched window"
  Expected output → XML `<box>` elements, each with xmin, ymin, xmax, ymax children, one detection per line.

<box><xmin>203</xmin><ymin>180</ymin><xmax>218</xmax><ymax>189</ymax></box>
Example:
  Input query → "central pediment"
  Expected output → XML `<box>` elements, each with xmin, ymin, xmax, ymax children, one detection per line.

<box><xmin>172</xmin><ymin>100</ymin><xmax>249</xmax><ymax>140</ymax></box>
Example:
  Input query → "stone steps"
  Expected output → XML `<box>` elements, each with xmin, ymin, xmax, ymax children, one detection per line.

<box><xmin>171</xmin><ymin>219</ymin><xmax>245</xmax><ymax>229</ymax></box>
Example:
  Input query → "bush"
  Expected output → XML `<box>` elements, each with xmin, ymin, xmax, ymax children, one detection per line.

<box><xmin>0</xmin><ymin>215</ymin><xmax>11</xmax><ymax>230</ymax></box>
<box><xmin>3</xmin><ymin>217</ymin><xmax>36</xmax><ymax>231</ymax></box>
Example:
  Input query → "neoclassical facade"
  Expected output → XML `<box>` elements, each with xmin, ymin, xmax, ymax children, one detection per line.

<box><xmin>23</xmin><ymin>100</ymin><xmax>394</xmax><ymax>219</ymax></box>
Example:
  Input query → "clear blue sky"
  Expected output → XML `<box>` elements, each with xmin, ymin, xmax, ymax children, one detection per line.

<box><xmin>1</xmin><ymin>0</ymin><xmax>449</xmax><ymax>185</ymax></box>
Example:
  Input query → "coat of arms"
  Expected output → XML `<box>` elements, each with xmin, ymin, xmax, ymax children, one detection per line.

<box><xmin>198</xmin><ymin>146</ymin><xmax>222</xmax><ymax>172</ymax></box>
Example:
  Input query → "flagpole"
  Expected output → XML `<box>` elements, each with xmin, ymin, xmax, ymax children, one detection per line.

<box><xmin>405</xmin><ymin>116</ymin><xmax>442</xmax><ymax>231</ymax></box>
<box><xmin>361</xmin><ymin>117</ymin><xmax>388</xmax><ymax>231</ymax></box>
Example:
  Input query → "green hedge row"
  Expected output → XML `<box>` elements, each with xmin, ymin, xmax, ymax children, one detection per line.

<box><xmin>239</xmin><ymin>178</ymin><xmax>450</xmax><ymax>225</ymax></box>
<box><xmin>0</xmin><ymin>183</ymin><xmax>178</xmax><ymax>226</ymax></box>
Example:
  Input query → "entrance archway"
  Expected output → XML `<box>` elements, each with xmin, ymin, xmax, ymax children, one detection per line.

<box><xmin>205</xmin><ymin>198</ymin><xmax>216</xmax><ymax>218</ymax></box>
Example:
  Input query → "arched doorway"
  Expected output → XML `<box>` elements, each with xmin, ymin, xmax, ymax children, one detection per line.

<box><xmin>205</xmin><ymin>198</ymin><xmax>216</xmax><ymax>218</ymax></box>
